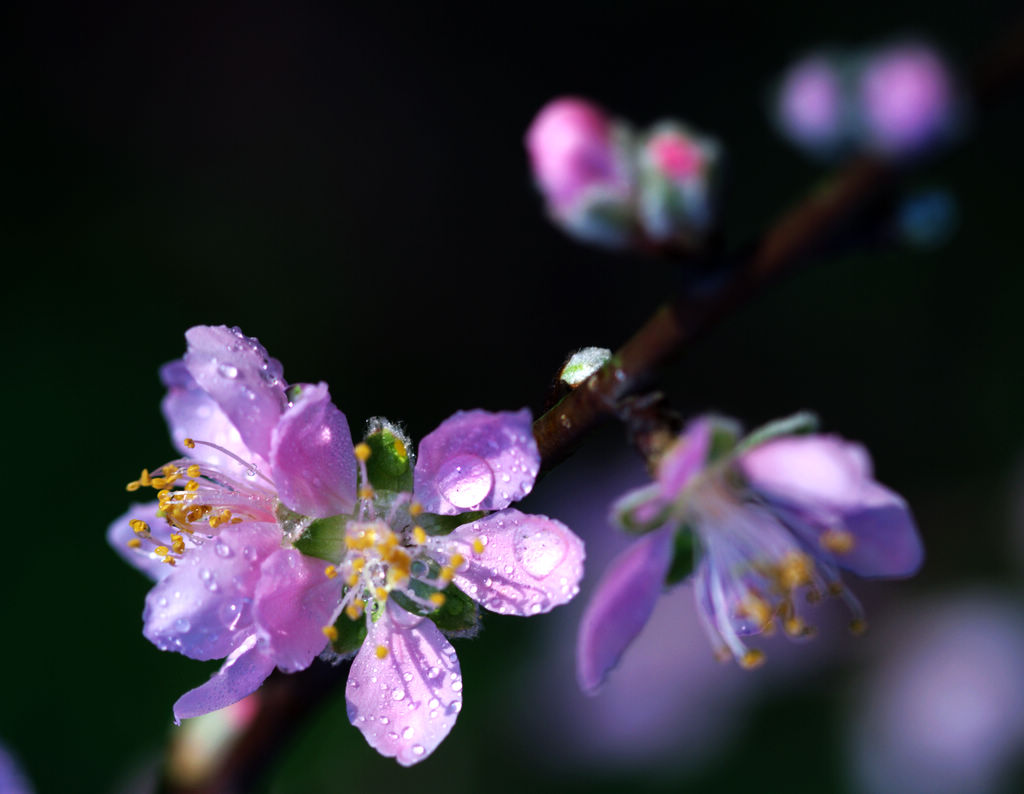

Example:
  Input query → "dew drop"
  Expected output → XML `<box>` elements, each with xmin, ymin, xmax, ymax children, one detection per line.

<box><xmin>199</xmin><ymin>568</ymin><xmax>212</xmax><ymax>582</ymax></box>
<box><xmin>436</xmin><ymin>454</ymin><xmax>494</xmax><ymax>509</ymax></box>
<box><xmin>451</xmin><ymin>679</ymin><xmax>463</xmax><ymax>692</ymax></box>
<box><xmin>242</xmin><ymin>546</ymin><xmax>258</xmax><ymax>562</ymax></box>
<box><xmin>392</xmin><ymin>688</ymin><xmax>405</xmax><ymax>701</ymax></box>
<box><xmin>513</xmin><ymin>523</ymin><xmax>566</xmax><ymax>578</ymax></box>
<box><xmin>402</xmin><ymin>727</ymin><xmax>414</xmax><ymax>740</ymax></box>
<box><xmin>403</xmin><ymin>672</ymin><xmax>413</xmax><ymax>683</ymax></box>
<box><xmin>217</xmin><ymin>363</ymin><xmax>239</xmax><ymax>379</ymax></box>
<box><xmin>429</xmin><ymin>697</ymin><xmax>439</xmax><ymax>709</ymax></box>
<box><xmin>215</xmin><ymin>542</ymin><xmax>232</xmax><ymax>558</ymax></box>
<box><xmin>174</xmin><ymin>618</ymin><xmax>191</xmax><ymax>633</ymax></box>
<box><xmin>379</xmin><ymin>716</ymin><xmax>389</xmax><ymax>725</ymax></box>
<box><xmin>158</xmin><ymin>597</ymin><xmax>168</xmax><ymax>607</ymax></box>
<box><xmin>412</xmin><ymin>745</ymin><xmax>425</xmax><ymax>756</ymax></box>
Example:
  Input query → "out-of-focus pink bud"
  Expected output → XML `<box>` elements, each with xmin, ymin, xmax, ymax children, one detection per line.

<box><xmin>775</xmin><ymin>53</ymin><xmax>847</xmax><ymax>156</ymax></box>
<box><xmin>858</xmin><ymin>42</ymin><xmax>958</xmax><ymax>158</ymax></box>
<box><xmin>637</xmin><ymin>123</ymin><xmax>721</xmax><ymax>244</ymax></box>
<box><xmin>525</xmin><ymin>97</ymin><xmax>634</xmax><ymax>248</ymax></box>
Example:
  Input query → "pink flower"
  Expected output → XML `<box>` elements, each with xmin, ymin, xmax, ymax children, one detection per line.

<box><xmin>108</xmin><ymin>325</ymin><xmax>354</xmax><ymax>722</ymax></box>
<box><xmin>775</xmin><ymin>53</ymin><xmax>847</xmax><ymax>156</ymax></box>
<box><xmin>311</xmin><ymin>410</ymin><xmax>586</xmax><ymax>765</ymax></box>
<box><xmin>577</xmin><ymin>414</ymin><xmax>923</xmax><ymax>692</ymax></box>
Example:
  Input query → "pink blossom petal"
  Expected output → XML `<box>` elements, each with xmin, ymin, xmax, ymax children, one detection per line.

<box><xmin>253</xmin><ymin>548</ymin><xmax>340</xmax><ymax>672</ymax></box>
<box><xmin>346</xmin><ymin>604</ymin><xmax>463</xmax><ymax>766</ymax></box>
<box><xmin>183</xmin><ymin>325</ymin><xmax>287</xmax><ymax>461</ymax></box>
<box><xmin>576</xmin><ymin>528</ymin><xmax>675</xmax><ymax>694</ymax></box>
<box><xmin>269</xmin><ymin>382</ymin><xmax>356</xmax><ymax>518</ymax></box>
<box><xmin>107</xmin><ymin>501</ymin><xmax>175</xmax><ymax>581</ymax></box>
<box><xmin>160</xmin><ymin>360</ymin><xmax>263</xmax><ymax>479</ymax></box>
<box><xmin>449</xmin><ymin>509</ymin><xmax>585</xmax><ymax>616</ymax></box>
<box><xmin>657</xmin><ymin>417</ymin><xmax>713</xmax><ymax>497</ymax></box>
<box><xmin>143</xmin><ymin>523</ymin><xmax>279</xmax><ymax>661</ymax></box>
<box><xmin>173</xmin><ymin>634</ymin><xmax>276</xmax><ymax>724</ymax></box>
<box><xmin>414</xmin><ymin>409</ymin><xmax>540</xmax><ymax>515</ymax></box>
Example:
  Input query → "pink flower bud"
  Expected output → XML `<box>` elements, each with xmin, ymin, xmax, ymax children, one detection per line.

<box><xmin>775</xmin><ymin>53</ymin><xmax>846</xmax><ymax>156</ymax></box>
<box><xmin>859</xmin><ymin>43</ymin><xmax>958</xmax><ymax>158</ymax></box>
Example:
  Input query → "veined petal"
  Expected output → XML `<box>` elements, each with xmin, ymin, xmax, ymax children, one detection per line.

<box><xmin>107</xmin><ymin>501</ymin><xmax>176</xmax><ymax>581</ymax></box>
<box><xmin>270</xmin><ymin>382</ymin><xmax>357</xmax><ymax>518</ymax></box>
<box><xmin>183</xmin><ymin>325</ymin><xmax>287</xmax><ymax>461</ymax></box>
<box><xmin>657</xmin><ymin>417</ymin><xmax>713</xmax><ymax>497</ymax></box>
<box><xmin>346</xmin><ymin>604</ymin><xmax>463</xmax><ymax>767</ymax></box>
<box><xmin>253</xmin><ymin>548</ymin><xmax>340</xmax><ymax>672</ymax></box>
<box><xmin>576</xmin><ymin>528</ymin><xmax>675</xmax><ymax>694</ymax></box>
<box><xmin>413</xmin><ymin>409</ymin><xmax>539</xmax><ymax>515</ymax></box>
<box><xmin>159</xmin><ymin>360</ymin><xmax>261</xmax><ymax>478</ymax></box>
<box><xmin>143</xmin><ymin>523</ymin><xmax>279</xmax><ymax>661</ymax></box>
<box><xmin>449</xmin><ymin>509</ymin><xmax>585</xmax><ymax>616</ymax></box>
<box><xmin>172</xmin><ymin>634</ymin><xmax>276</xmax><ymax>724</ymax></box>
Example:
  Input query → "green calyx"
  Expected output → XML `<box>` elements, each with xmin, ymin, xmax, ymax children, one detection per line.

<box><xmin>363</xmin><ymin>418</ymin><xmax>414</xmax><ymax>493</ymax></box>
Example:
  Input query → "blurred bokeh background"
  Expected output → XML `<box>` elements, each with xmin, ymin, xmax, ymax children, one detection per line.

<box><xmin>4</xmin><ymin>1</ymin><xmax>1024</xmax><ymax>791</ymax></box>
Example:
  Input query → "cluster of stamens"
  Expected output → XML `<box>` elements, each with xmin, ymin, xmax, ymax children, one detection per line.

<box><xmin>321</xmin><ymin>442</ymin><xmax>487</xmax><ymax>644</ymax></box>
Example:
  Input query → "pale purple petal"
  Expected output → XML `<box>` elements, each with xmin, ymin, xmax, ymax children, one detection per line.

<box><xmin>657</xmin><ymin>417</ymin><xmax>713</xmax><ymax>497</ymax></box>
<box><xmin>449</xmin><ymin>509</ymin><xmax>585</xmax><ymax>616</ymax></box>
<box><xmin>576</xmin><ymin>528</ymin><xmax>675</xmax><ymax>694</ymax></box>
<box><xmin>269</xmin><ymin>382</ymin><xmax>356</xmax><ymax>518</ymax></box>
<box><xmin>834</xmin><ymin>497</ymin><xmax>923</xmax><ymax>578</ymax></box>
<box><xmin>183</xmin><ymin>325</ymin><xmax>287</xmax><ymax>461</ymax></box>
<box><xmin>160</xmin><ymin>359</ymin><xmax>261</xmax><ymax>478</ymax></box>
<box><xmin>107</xmin><ymin>501</ymin><xmax>176</xmax><ymax>581</ymax></box>
<box><xmin>0</xmin><ymin>742</ymin><xmax>33</xmax><ymax>794</ymax></box>
<box><xmin>346</xmin><ymin>604</ymin><xmax>463</xmax><ymax>766</ymax></box>
<box><xmin>172</xmin><ymin>634</ymin><xmax>276</xmax><ymax>724</ymax></box>
<box><xmin>143</xmin><ymin>523</ymin><xmax>280</xmax><ymax>661</ymax></box>
<box><xmin>414</xmin><ymin>409</ymin><xmax>539</xmax><ymax>515</ymax></box>
<box><xmin>253</xmin><ymin>548</ymin><xmax>340</xmax><ymax>672</ymax></box>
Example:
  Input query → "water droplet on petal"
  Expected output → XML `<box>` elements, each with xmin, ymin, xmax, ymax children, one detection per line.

<box><xmin>174</xmin><ymin>618</ymin><xmax>191</xmax><ymax>633</ymax></box>
<box><xmin>199</xmin><ymin>568</ymin><xmax>212</xmax><ymax>581</ymax></box>
<box><xmin>514</xmin><ymin>523</ymin><xmax>567</xmax><ymax>578</ymax></box>
<box><xmin>437</xmin><ymin>454</ymin><xmax>494</xmax><ymax>509</ymax></box>
<box><xmin>402</xmin><ymin>727</ymin><xmax>414</xmax><ymax>740</ymax></box>
<box><xmin>451</xmin><ymin>678</ymin><xmax>463</xmax><ymax>692</ymax></box>
<box><xmin>412</xmin><ymin>744</ymin><xmax>425</xmax><ymax>756</ymax></box>
<box><xmin>392</xmin><ymin>688</ymin><xmax>405</xmax><ymax>701</ymax></box>
<box><xmin>215</xmin><ymin>542</ymin><xmax>232</xmax><ymax>558</ymax></box>
<box><xmin>242</xmin><ymin>546</ymin><xmax>258</xmax><ymax>562</ymax></box>
<box><xmin>217</xmin><ymin>363</ymin><xmax>239</xmax><ymax>379</ymax></box>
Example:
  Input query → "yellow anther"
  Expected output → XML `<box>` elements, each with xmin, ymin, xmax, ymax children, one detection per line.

<box><xmin>778</xmin><ymin>552</ymin><xmax>813</xmax><ymax>591</ymax></box>
<box><xmin>358</xmin><ymin>486</ymin><xmax>375</xmax><ymax>501</ymax></box>
<box><xmin>412</xmin><ymin>526</ymin><xmax>427</xmax><ymax>545</ymax></box>
<box><xmin>849</xmin><ymin>618</ymin><xmax>868</xmax><ymax>636</ymax></box>
<box><xmin>429</xmin><ymin>592</ymin><xmax>446</xmax><ymax>607</ymax></box>
<box><xmin>163</xmin><ymin>464</ymin><xmax>177</xmax><ymax>477</ymax></box>
<box><xmin>393</xmin><ymin>438</ymin><xmax>407</xmax><ymax>458</ymax></box>
<box><xmin>440</xmin><ymin>566</ymin><xmax>455</xmax><ymax>582</ymax></box>
<box><xmin>230</xmin><ymin>517</ymin><xmax>243</xmax><ymax>524</ymax></box>
<box><xmin>376</xmin><ymin>645</ymin><xmax>389</xmax><ymax>659</ymax></box>
<box><xmin>185</xmin><ymin>480</ymin><xmax>200</xmax><ymax>492</ymax></box>
<box><xmin>820</xmin><ymin>528</ymin><xmax>855</xmax><ymax>554</ymax></box>
<box><xmin>151</xmin><ymin>477</ymin><xmax>168</xmax><ymax>489</ymax></box>
<box><xmin>388</xmin><ymin>548</ymin><xmax>411</xmax><ymax>576</ymax></box>
<box><xmin>162</xmin><ymin>556</ymin><xmax>176</xmax><ymax>566</ymax></box>
<box><xmin>209</xmin><ymin>516</ymin><xmax>222</xmax><ymax>529</ymax></box>
<box><xmin>739</xmin><ymin>596</ymin><xmax>772</xmax><ymax>628</ymax></box>
<box><xmin>220</xmin><ymin>509</ymin><xmax>232</xmax><ymax>521</ymax></box>
<box><xmin>325</xmin><ymin>565</ymin><xmax>338</xmax><ymax>579</ymax></box>
<box><xmin>346</xmin><ymin>573</ymin><xmax>359</xmax><ymax>587</ymax></box>
<box><xmin>129</xmin><ymin>519</ymin><xmax>149</xmax><ymax>534</ymax></box>
<box><xmin>157</xmin><ymin>489</ymin><xmax>171</xmax><ymax>500</ymax></box>
<box><xmin>352</xmin><ymin>557</ymin><xmax>366</xmax><ymax>572</ymax></box>
<box><xmin>322</xmin><ymin>625</ymin><xmax>339</xmax><ymax>641</ymax></box>
<box><xmin>186</xmin><ymin>464</ymin><xmax>202</xmax><ymax>478</ymax></box>
<box><xmin>472</xmin><ymin>537</ymin><xmax>485</xmax><ymax>555</ymax></box>
<box><xmin>739</xmin><ymin>649</ymin><xmax>766</xmax><ymax>669</ymax></box>
<box><xmin>345</xmin><ymin>600</ymin><xmax>365</xmax><ymax>621</ymax></box>
<box><xmin>139</xmin><ymin>469</ymin><xmax>152</xmax><ymax>487</ymax></box>
<box><xmin>153</xmin><ymin>546</ymin><xmax>169</xmax><ymax>556</ymax></box>
<box><xmin>354</xmin><ymin>442</ymin><xmax>372</xmax><ymax>462</ymax></box>
<box><xmin>186</xmin><ymin>507</ymin><xmax>204</xmax><ymax>523</ymax></box>
<box><xmin>183</xmin><ymin>437</ymin><xmax>196</xmax><ymax>448</ymax></box>
<box><xmin>125</xmin><ymin>481</ymin><xmax>141</xmax><ymax>492</ymax></box>
<box><xmin>409</xmin><ymin>502</ymin><xmax>423</xmax><ymax>517</ymax></box>
<box><xmin>449</xmin><ymin>553</ymin><xmax>465</xmax><ymax>569</ymax></box>
<box><xmin>127</xmin><ymin>538</ymin><xmax>142</xmax><ymax>549</ymax></box>
<box><xmin>784</xmin><ymin>617</ymin><xmax>810</xmax><ymax>637</ymax></box>
<box><xmin>375</xmin><ymin>587</ymin><xmax>388</xmax><ymax>601</ymax></box>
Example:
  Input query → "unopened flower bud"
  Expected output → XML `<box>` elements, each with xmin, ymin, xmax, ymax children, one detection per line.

<box><xmin>774</xmin><ymin>53</ymin><xmax>849</xmax><ymax>157</ymax></box>
<box><xmin>637</xmin><ymin>122</ymin><xmax>721</xmax><ymax>244</ymax></box>
<box><xmin>525</xmin><ymin>96</ymin><xmax>635</xmax><ymax>248</ymax></box>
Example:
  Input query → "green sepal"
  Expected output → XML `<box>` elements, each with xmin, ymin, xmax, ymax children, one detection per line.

<box><xmin>274</xmin><ymin>501</ymin><xmax>313</xmax><ymax>538</ymax></box>
<box><xmin>705</xmin><ymin>416</ymin><xmax>743</xmax><ymax>464</ymax></box>
<box><xmin>294</xmin><ymin>514</ymin><xmax>347</xmax><ymax>563</ymax></box>
<box><xmin>664</xmin><ymin>526</ymin><xmax>698</xmax><ymax>586</ymax></box>
<box><xmin>286</xmin><ymin>384</ymin><xmax>304</xmax><ymax>403</ymax></box>
<box><xmin>417</xmin><ymin>511</ymin><xmax>486</xmax><ymax>537</ymax></box>
<box><xmin>735</xmin><ymin>411</ymin><xmax>819</xmax><ymax>455</ymax></box>
<box><xmin>429</xmin><ymin>584</ymin><xmax>480</xmax><ymax>637</ymax></box>
<box><xmin>389</xmin><ymin>587</ymin><xmax>432</xmax><ymax>618</ymax></box>
<box><xmin>328</xmin><ymin>613</ymin><xmax>367</xmax><ymax>657</ymax></box>
<box><xmin>611</xmin><ymin>482</ymin><xmax>671</xmax><ymax>535</ymax></box>
<box><xmin>363</xmin><ymin>418</ymin><xmax>413</xmax><ymax>493</ymax></box>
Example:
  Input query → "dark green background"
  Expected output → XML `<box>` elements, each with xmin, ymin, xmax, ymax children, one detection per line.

<box><xmin>4</xmin><ymin>1</ymin><xmax>1023</xmax><ymax>791</ymax></box>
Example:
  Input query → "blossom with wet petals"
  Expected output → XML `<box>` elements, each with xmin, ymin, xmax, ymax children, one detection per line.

<box><xmin>108</xmin><ymin>325</ymin><xmax>352</xmax><ymax>723</ymax></box>
<box><xmin>303</xmin><ymin>409</ymin><xmax>585</xmax><ymax>765</ymax></box>
<box><xmin>577</xmin><ymin>413</ymin><xmax>922</xmax><ymax>692</ymax></box>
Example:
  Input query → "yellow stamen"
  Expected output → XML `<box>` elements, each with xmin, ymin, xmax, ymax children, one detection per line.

<box><xmin>345</xmin><ymin>600</ymin><xmax>365</xmax><ymax>621</ymax></box>
<box><xmin>139</xmin><ymin>469</ymin><xmax>152</xmax><ymax>487</ymax></box>
<box><xmin>153</xmin><ymin>546</ymin><xmax>169</xmax><ymax>556</ymax></box>
<box><xmin>127</xmin><ymin>538</ymin><xmax>142</xmax><ymax>549</ymax></box>
<box><xmin>440</xmin><ymin>566</ymin><xmax>455</xmax><ymax>582</ymax></box>
<box><xmin>375</xmin><ymin>645</ymin><xmax>389</xmax><ymax>659</ymax></box>
<box><xmin>358</xmin><ymin>486</ymin><xmax>375</xmax><ymax>500</ymax></box>
<box><xmin>322</xmin><ymin>625</ymin><xmax>339</xmax><ymax>641</ymax></box>
<box><xmin>778</xmin><ymin>552</ymin><xmax>813</xmax><ymax>591</ymax></box>
<box><xmin>352</xmin><ymin>557</ymin><xmax>366</xmax><ymax>572</ymax></box>
<box><xmin>346</xmin><ymin>574</ymin><xmax>359</xmax><ymax>587</ymax></box>
<box><xmin>429</xmin><ymin>592</ymin><xmax>446</xmax><ymax>607</ymax></box>
<box><xmin>393</xmin><ymin>438</ymin><xmax>407</xmax><ymax>458</ymax></box>
<box><xmin>186</xmin><ymin>464</ymin><xmax>202</xmax><ymax>478</ymax></box>
<box><xmin>151</xmin><ymin>477</ymin><xmax>168</xmax><ymax>489</ymax></box>
<box><xmin>849</xmin><ymin>618</ymin><xmax>868</xmax><ymax>636</ymax></box>
<box><xmin>125</xmin><ymin>481</ymin><xmax>141</xmax><ymax>492</ymax></box>
<box><xmin>354</xmin><ymin>442</ymin><xmax>372</xmax><ymax>462</ymax></box>
<box><xmin>739</xmin><ymin>649</ymin><xmax>765</xmax><ymax>669</ymax></box>
<box><xmin>184</xmin><ymin>480</ymin><xmax>200</xmax><ymax>492</ymax></box>
<box><xmin>412</xmin><ymin>526</ymin><xmax>427</xmax><ymax>545</ymax></box>
<box><xmin>129</xmin><ymin>519</ymin><xmax>149</xmax><ymax>534</ymax></box>
<box><xmin>449</xmin><ymin>553</ymin><xmax>465</xmax><ymax>569</ymax></box>
<box><xmin>820</xmin><ymin>528</ymin><xmax>855</xmax><ymax>554</ymax></box>
<box><xmin>183</xmin><ymin>437</ymin><xmax>195</xmax><ymax>448</ymax></box>
<box><xmin>162</xmin><ymin>556</ymin><xmax>176</xmax><ymax>566</ymax></box>
<box><xmin>472</xmin><ymin>537</ymin><xmax>485</xmax><ymax>555</ymax></box>
<box><xmin>375</xmin><ymin>587</ymin><xmax>389</xmax><ymax>601</ymax></box>
<box><xmin>325</xmin><ymin>565</ymin><xmax>338</xmax><ymax>579</ymax></box>
<box><xmin>409</xmin><ymin>501</ymin><xmax>423</xmax><ymax>517</ymax></box>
